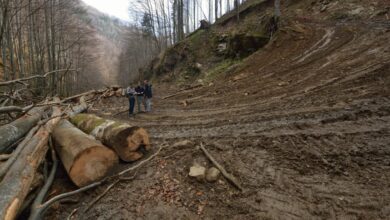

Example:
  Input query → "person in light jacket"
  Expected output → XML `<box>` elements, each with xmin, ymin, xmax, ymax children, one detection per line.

<box><xmin>126</xmin><ymin>84</ymin><xmax>136</xmax><ymax>117</ymax></box>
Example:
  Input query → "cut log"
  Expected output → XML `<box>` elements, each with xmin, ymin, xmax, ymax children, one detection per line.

<box><xmin>52</xmin><ymin>119</ymin><xmax>118</xmax><ymax>187</ymax></box>
<box><xmin>70</xmin><ymin>114</ymin><xmax>150</xmax><ymax>162</ymax></box>
<box><xmin>0</xmin><ymin>105</ymin><xmax>61</xmax><ymax>220</ymax></box>
<box><xmin>66</xmin><ymin>96</ymin><xmax>88</xmax><ymax>117</ymax></box>
<box><xmin>0</xmin><ymin>107</ymin><xmax>46</xmax><ymax>153</ymax></box>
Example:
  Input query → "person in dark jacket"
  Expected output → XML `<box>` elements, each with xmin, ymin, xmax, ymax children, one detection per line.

<box><xmin>126</xmin><ymin>84</ymin><xmax>136</xmax><ymax>117</ymax></box>
<box><xmin>135</xmin><ymin>82</ymin><xmax>145</xmax><ymax>113</ymax></box>
<box><xmin>143</xmin><ymin>80</ymin><xmax>152</xmax><ymax>112</ymax></box>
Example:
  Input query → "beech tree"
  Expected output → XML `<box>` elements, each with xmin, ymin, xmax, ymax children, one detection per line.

<box><xmin>0</xmin><ymin>0</ymin><xmax>95</xmax><ymax>97</ymax></box>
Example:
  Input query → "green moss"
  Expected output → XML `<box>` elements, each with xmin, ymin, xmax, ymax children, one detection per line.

<box><xmin>205</xmin><ymin>59</ymin><xmax>242</xmax><ymax>82</ymax></box>
<box><xmin>70</xmin><ymin>114</ymin><xmax>106</xmax><ymax>134</ymax></box>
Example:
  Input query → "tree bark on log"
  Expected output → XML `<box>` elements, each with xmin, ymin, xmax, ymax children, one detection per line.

<box><xmin>70</xmin><ymin>114</ymin><xmax>150</xmax><ymax>162</ymax></box>
<box><xmin>66</xmin><ymin>96</ymin><xmax>88</xmax><ymax>117</ymax></box>
<box><xmin>0</xmin><ymin>107</ymin><xmax>46</xmax><ymax>153</ymax></box>
<box><xmin>52</xmin><ymin>120</ymin><xmax>118</xmax><ymax>187</ymax></box>
<box><xmin>0</xmin><ymin>106</ymin><xmax>61</xmax><ymax>220</ymax></box>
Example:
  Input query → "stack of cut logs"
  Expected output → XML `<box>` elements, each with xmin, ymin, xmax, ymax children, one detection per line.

<box><xmin>0</xmin><ymin>87</ymin><xmax>150</xmax><ymax>220</ymax></box>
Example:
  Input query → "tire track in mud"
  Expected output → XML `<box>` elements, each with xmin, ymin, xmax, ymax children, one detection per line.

<box><xmin>134</xmin><ymin>20</ymin><xmax>390</xmax><ymax>219</ymax></box>
<box><xmin>56</xmin><ymin>19</ymin><xmax>390</xmax><ymax>220</ymax></box>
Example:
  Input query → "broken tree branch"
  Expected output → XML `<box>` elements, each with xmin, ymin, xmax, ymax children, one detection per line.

<box><xmin>200</xmin><ymin>143</ymin><xmax>244</xmax><ymax>191</ymax></box>
<box><xmin>0</xmin><ymin>104</ymin><xmax>34</xmax><ymax>114</ymax></box>
<box><xmin>113</xmin><ymin>108</ymin><xmax>128</xmax><ymax>116</ymax></box>
<box><xmin>84</xmin><ymin>171</ymin><xmax>138</xmax><ymax>213</ymax></box>
<box><xmin>0</xmin><ymin>154</ymin><xmax>11</xmax><ymax>161</ymax></box>
<box><xmin>62</xmin><ymin>90</ymin><xmax>98</xmax><ymax>103</ymax></box>
<box><xmin>84</xmin><ymin>179</ymin><xmax>120</xmax><ymax>213</ymax></box>
<box><xmin>29</xmin><ymin>139</ymin><xmax>59</xmax><ymax>220</ymax></box>
<box><xmin>67</xmin><ymin>209</ymin><xmax>78</xmax><ymax>220</ymax></box>
<box><xmin>162</xmin><ymin>84</ymin><xmax>203</xmax><ymax>100</ymax></box>
<box><xmin>0</xmin><ymin>69</ymin><xmax>78</xmax><ymax>87</ymax></box>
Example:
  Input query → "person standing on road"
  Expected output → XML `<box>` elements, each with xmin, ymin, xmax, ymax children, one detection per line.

<box><xmin>135</xmin><ymin>82</ymin><xmax>145</xmax><ymax>113</ymax></box>
<box><xmin>126</xmin><ymin>84</ymin><xmax>136</xmax><ymax>117</ymax></box>
<box><xmin>143</xmin><ymin>80</ymin><xmax>153</xmax><ymax>112</ymax></box>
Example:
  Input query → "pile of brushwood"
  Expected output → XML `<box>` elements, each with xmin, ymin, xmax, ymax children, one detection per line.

<box><xmin>0</xmin><ymin>82</ymin><xmax>152</xmax><ymax>220</ymax></box>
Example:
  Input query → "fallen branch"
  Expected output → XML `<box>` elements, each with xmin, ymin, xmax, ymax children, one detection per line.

<box><xmin>162</xmin><ymin>84</ymin><xmax>203</xmax><ymax>100</ymax></box>
<box><xmin>35</xmin><ymin>145</ymin><xmax>163</xmax><ymax>217</ymax></box>
<box><xmin>29</xmin><ymin>139</ymin><xmax>59</xmax><ymax>220</ymax></box>
<box><xmin>0</xmin><ymin>104</ymin><xmax>34</xmax><ymax>114</ymax></box>
<box><xmin>200</xmin><ymin>143</ymin><xmax>243</xmax><ymax>191</ymax></box>
<box><xmin>0</xmin><ymin>69</ymin><xmax>78</xmax><ymax>87</ymax></box>
<box><xmin>62</xmin><ymin>90</ymin><xmax>99</xmax><ymax>103</ymax></box>
<box><xmin>84</xmin><ymin>172</ymin><xmax>138</xmax><ymax>213</ymax></box>
<box><xmin>84</xmin><ymin>179</ymin><xmax>120</xmax><ymax>213</ymax></box>
<box><xmin>67</xmin><ymin>209</ymin><xmax>78</xmax><ymax>220</ymax></box>
<box><xmin>0</xmin><ymin>154</ymin><xmax>11</xmax><ymax>161</ymax></box>
<box><xmin>113</xmin><ymin>108</ymin><xmax>128</xmax><ymax>116</ymax></box>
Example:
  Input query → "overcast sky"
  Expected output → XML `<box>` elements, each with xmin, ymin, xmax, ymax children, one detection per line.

<box><xmin>82</xmin><ymin>0</ymin><xmax>131</xmax><ymax>21</ymax></box>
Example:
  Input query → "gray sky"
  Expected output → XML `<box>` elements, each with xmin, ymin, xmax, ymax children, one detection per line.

<box><xmin>81</xmin><ymin>0</ymin><xmax>224</xmax><ymax>24</ymax></box>
<box><xmin>82</xmin><ymin>0</ymin><xmax>131</xmax><ymax>21</ymax></box>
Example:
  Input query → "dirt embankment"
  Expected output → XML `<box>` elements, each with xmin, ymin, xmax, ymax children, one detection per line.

<box><xmin>48</xmin><ymin>0</ymin><xmax>390</xmax><ymax>219</ymax></box>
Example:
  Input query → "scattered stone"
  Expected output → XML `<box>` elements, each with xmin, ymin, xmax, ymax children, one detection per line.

<box><xmin>278</xmin><ymin>82</ymin><xmax>289</xmax><ymax>87</ymax></box>
<box><xmin>189</xmin><ymin>164</ymin><xmax>206</xmax><ymax>181</ymax></box>
<box><xmin>180</xmin><ymin>100</ymin><xmax>190</xmax><ymax>107</ymax></box>
<box><xmin>217</xmin><ymin>43</ymin><xmax>227</xmax><ymax>54</ymax></box>
<box><xmin>173</xmin><ymin>140</ymin><xmax>193</xmax><ymax>148</ymax></box>
<box><xmin>206</xmin><ymin>167</ymin><xmax>221</xmax><ymax>182</ymax></box>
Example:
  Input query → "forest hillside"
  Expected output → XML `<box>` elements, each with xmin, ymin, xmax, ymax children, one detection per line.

<box><xmin>0</xmin><ymin>0</ymin><xmax>389</xmax><ymax>219</ymax></box>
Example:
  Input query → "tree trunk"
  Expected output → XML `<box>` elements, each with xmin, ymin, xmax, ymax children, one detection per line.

<box><xmin>52</xmin><ymin>119</ymin><xmax>118</xmax><ymax>187</ymax></box>
<box><xmin>69</xmin><ymin>114</ymin><xmax>150</xmax><ymax>162</ymax></box>
<box><xmin>0</xmin><ymin>107</ymin><xmax>46</xmax><ymax>153</ymax></box>
<box><xmin>215</xmin><ymin>0</ymin><xmax>218</xmax><ymax>20</ymax></box>
<box><xmin>274</xmin><ymin>0</ymin><xmax>281</xmax><ymax>17</ymax></box>
<box><xmin>66</xmin><ymin>96</ymin><xmax>88</xmax><ymax>117</ymax></box>
<box><xmin>0</xmin><ymin>105</ymin><xmax>61</xmax><ymax>220</ymax></box>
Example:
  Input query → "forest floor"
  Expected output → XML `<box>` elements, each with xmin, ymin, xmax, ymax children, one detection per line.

<box><xmin>48</xmin><ymin>18</ymin><xmax>390</xmax><ymax>220</ymax></box>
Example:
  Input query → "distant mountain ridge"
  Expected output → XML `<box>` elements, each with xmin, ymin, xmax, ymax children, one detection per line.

<box><xmin>72</xmin><ymin>0</ymin><xmax>131</xmax><ymax>86</ymax></box>
<box><xmin>76</xmin><ymin>1</ymin><xmax>130</xmax><ymax>43</ymax></box>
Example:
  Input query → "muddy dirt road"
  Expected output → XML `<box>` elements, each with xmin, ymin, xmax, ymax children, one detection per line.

<box><xmin>49</xmin><ymin>19</ymin><xmax>390</xmax><ymax>220</ymax></box>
